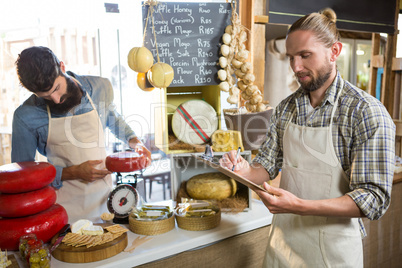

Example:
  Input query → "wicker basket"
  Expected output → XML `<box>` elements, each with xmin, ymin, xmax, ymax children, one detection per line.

<box><xmin>129</xmin><ymin>214</ymin><xmax>175</xmax><ymax>235</ymax></box>
<box><xmin>175</xmin><ymin>208</ymin><xmax>221</xmax><ymax>231</ymax></box>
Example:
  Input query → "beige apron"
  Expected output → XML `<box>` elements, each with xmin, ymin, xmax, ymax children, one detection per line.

<box><xmin>263</xmin><ymin>84</ymin><xmax>363</xmax><ymax>267</ymax></box>
<box><xmin>46</xmin><ymin>94</ymin><xmax>112</xmax><ymax>223</ymax></box>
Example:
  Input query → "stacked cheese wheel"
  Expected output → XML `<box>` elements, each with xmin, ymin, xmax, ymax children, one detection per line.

<box><xmin>0</xmin><ymin>161</ymin><xmax>68</xmax><ymax>250</ymax></box>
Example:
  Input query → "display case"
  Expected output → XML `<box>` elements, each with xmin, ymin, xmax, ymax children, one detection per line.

<box><xmin>170</xmin><ymin>151</ymin><xmax>253</xmax><ymax>211</ymax></box>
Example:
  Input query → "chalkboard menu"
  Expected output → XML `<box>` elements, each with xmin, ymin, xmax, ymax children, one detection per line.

<box><xmin>142</xmin><ymin>2</ymin><xmax>231</xmax><ymax>87</ymax></box>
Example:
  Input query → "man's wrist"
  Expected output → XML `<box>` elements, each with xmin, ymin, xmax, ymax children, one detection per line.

<box><xmin>128</xmin><ymin>136</ymin><xmax>140</xmax><ymax>144</ymax></box>
<box><xmin>61</xmin><ymin>165</ymin><xmax>78</xmax><ymax>181</ymax></box>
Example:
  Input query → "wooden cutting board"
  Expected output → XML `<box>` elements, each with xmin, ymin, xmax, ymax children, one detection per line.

<box><xmin>7</xmin><ymin>254</ymin><xmax>20</xmax><ymax>268</ymax></box>
<box><xmin>51</xmin><ymin>223</ymin><xmax>128</xmax><ymax>263</ymax></box>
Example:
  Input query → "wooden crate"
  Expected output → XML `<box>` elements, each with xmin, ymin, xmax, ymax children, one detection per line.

<box><xmin>154</xmin><ymin>85</ymin><xmax>221</xmax><ymax>154</ymax></box>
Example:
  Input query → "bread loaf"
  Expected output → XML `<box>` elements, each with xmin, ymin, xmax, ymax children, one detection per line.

<box><xmin>186</xmin><ymin>172</ymin><xmax>237</xmax><ymax>200</ymax></box>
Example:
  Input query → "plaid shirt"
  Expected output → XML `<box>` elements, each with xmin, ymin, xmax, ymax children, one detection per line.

<box><xmin>254</xmin><ymin>72</ymin><xmax>395</xmax><ymax>235</ymax></box>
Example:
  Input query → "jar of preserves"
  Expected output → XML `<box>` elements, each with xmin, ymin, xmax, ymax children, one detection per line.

<box><xmin>29</xmin><ymin>245</ymin><xmax>51</xmax><ymax>268</ymax></box>
<box><xmin>24</xmin><ymin>239</ymin><xmax>43</xmax><ymax>263</ymax></box>
<box><xmin>19</xmin><ymin>234</ymin><xmax>37</xmax><ymax>258</ymax></box>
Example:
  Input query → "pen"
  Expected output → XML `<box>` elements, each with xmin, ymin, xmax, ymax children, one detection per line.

<box><xmin>232</xmin><ymin>147</ymin><xmax>241</xmax><ymax>171</ymax></box>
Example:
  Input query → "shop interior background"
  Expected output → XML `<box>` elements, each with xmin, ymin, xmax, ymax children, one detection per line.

<box><xmin>0</xmin><ymin>0</ymin><xmax>401</xmax><ymax>165</ymax></box>
<box><xmin>0</xmin><ymin>0</ymin><xmax>235</xmax><ymax>164</ymax></box>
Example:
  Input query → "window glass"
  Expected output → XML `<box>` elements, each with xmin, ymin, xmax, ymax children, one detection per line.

<box><xmin>0</xmin><ymin>0</ymin><xmax>160</xmax><ymax>156</ymax></box>
<box><xmin>0</xmin><ymin>0</ymin><xmax>229</xmax><ymax>163</ymax></box>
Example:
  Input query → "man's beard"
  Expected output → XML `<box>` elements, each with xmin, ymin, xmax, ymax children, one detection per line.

<box><xmin>45</xmin><ymin>76</ymin><xmax>83</xmax><ymax>115</ymax></box>
<box><xmin>296</xmin><ymin>64</ymin><xmax>332</xmax><ymax>93</ymax></box>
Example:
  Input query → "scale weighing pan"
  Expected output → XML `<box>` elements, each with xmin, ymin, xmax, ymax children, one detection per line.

<box><xmin>105</xmin><ymin>151</ymin><xmax>150</xmax><ymax>172</ymax></box>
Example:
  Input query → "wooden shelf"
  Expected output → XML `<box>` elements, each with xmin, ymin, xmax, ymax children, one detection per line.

<box><xmin>254</xmin><ymin>15</ymin><xmax>269</xmax><ymax>24</ymax></box>
<box><xmin>393</xmin><ymin>172</ymin><xmax>402</xmax><ymax>184</ymax></box>
<box><xmin>392</xmin><ymin>57</ymin><xmax>402</xmax><ymax>71</ymax></box>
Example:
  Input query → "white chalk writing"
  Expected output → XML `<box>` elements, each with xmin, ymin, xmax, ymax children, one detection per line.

<box><xmin>174</xmin><ymin>5</ymin><xmax>192</xmax><ymax>16</ymax></box>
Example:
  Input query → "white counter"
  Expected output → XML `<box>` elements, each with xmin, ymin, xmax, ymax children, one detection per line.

<box><xmin>50</xmin><ymin>199</ymin><xmax>272</xmax><ymax>267</ymax></box>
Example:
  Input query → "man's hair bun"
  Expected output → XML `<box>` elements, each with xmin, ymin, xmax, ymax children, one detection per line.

<box><xmin>320</xmin><ymin>8</ymin><xmax>337</xmax><ymax>24</ymax></box>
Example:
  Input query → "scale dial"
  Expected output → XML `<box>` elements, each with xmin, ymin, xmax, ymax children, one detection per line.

<box><xmin>107</xmin><ymin>184</ymin><xmax>139</xmax><ymax>218</ymax></box>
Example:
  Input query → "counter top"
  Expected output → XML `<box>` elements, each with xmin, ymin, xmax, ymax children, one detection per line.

<box><xmin>49</xmin><ymin>199</ymin><xmax>272</xmax><ymax>267</ymax></box>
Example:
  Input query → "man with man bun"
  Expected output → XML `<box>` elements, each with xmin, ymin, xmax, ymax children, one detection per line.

<box><xmin>221</xmin><ymin>8</ymin><xmax>395</xmax><ymax>267</ymax></box>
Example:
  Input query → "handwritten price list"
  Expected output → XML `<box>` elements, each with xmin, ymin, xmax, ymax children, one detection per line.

<box><xmin>142</xmin><ymin>2</ymin><xmax>231</xmax><ymax>87</ymax></box>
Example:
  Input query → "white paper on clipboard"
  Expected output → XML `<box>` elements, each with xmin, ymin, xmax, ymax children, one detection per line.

<box><xmin>193</xmin><ymin>154</ymin><xmax>269</xmax><ymax>193</ymax></box>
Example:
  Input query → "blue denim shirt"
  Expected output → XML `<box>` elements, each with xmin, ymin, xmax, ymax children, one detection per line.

<box><xmin>11</xmin><ymin>71</ymin><xmax>137</xmax><ymax>189</ymax></box>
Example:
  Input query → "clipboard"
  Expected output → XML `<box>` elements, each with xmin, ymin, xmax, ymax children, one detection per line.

<box><xmin>193</xmin><ymin>154</ymin><xmax>269</xmax><ymax>193</ymax></box>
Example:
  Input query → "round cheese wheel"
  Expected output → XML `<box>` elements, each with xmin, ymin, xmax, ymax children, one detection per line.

<box><xmin>137</xmin><ymin>72</ymin><xmax>155</xmax><ymax>91</ymax></box>
<box><xmin>147</xmin><ymin>62</ymin><xmax>174</xmax><ymax>88</ymax></box>
<box><xmin>172</xmin><ymin>100</ymin><xmax>218</xmax><ymax>145</ymax></box>
<box><xmin>0</xmin><ymin>162</ymin><xmax>56</xmax><ymax>194</ymax></box>
<box><xmin>0</xmin><ymin>203</ymin><xmax>68</xmax><ymax>250</ymax></box>
<box><xmin>105</xmin><ymin>151</ymin><xmax>150</xmax><ymax>172</ymax></box>
<box><xmin>127</xmin><ymin>46</ymin><xmax>154</xmax><ymax>73</ymax></box>
<box><xmin>0</xmin><ymin>186</ymin><xmax>56</xmax><ymax>218</ymax></box>
<box><xmin>186</xmin><ymin>172</ymin><xmax>237</xmax><ymax>200</ymax></box>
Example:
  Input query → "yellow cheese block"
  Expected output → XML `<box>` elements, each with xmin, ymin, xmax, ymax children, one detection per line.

<box><xmin>186</xmin><ymin>172</ymin><xmax>237</xmax><ymax>200</ymax></box>
<box><xmin>211</xmin><ymin>130</ymin><xmax>244</xmax><ymax>152</ymax></box>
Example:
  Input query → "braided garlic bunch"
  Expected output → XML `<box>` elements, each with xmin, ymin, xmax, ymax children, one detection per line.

<box><xmin>217</xmin><ymin>17</ymin><xmax>265</xmax><ymax>113</ymax></box>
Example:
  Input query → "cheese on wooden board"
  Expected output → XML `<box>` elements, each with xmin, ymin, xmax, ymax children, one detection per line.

<box><xmin>82</xmin><ymin>225</ymin><xmax>104</xmax><ymax>236</ymax></box>
<box><xmin>71</xmin><ymin>219</ymin><xmax>93</xmax><ymax>235</ymax></box>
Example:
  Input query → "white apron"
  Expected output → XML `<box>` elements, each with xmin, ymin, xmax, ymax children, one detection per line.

<box><xmin>46</xmin><ymin>94</ymin><xmax>112</xmax><ymax>223</ymax></box>
<box><xmin>263</xmin><ymin>85</ymin><xmax>363</xmax><ymax>268</ymax></box>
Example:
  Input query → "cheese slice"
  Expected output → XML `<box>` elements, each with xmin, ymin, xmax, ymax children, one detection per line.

<box><xmin>71</xmin><ymin>219</ymin><xmax>93</xmax><ymax>235</ymax></box>
<box><xmin>82</xmin><ymin>225</ymin><xmax>104</xmax><ymax>236</ymax></box>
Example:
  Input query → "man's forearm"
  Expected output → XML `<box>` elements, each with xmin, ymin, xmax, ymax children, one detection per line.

<box><xmin>298</xmin><ymin>194</ymin><xmax>365</xmax><ymax>218</ymax></box>
<box><xmin>242</xmin><ymin>163</ymin><xmax>271</xmax><ymax>185</ymax></box>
